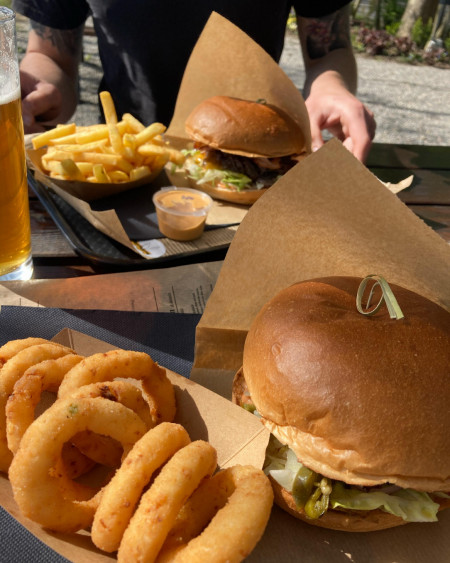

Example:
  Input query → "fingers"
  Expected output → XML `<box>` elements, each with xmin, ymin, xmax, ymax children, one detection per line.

<box><xmin>22</xmin><ymin>84</ymin><xmax>61</xmax><ymax>119</ymax></box>
<box><xmin>306</xmin><ymin>91</ymin><xmax>376</xmax><ymax>163</ymax></box>
<box><xmin>344</xmin><ymin>105</ymin><xmax>376</xmax><ymax>163</ymax></box>
<box><xmin>305</xmin><ymin>99</ymin><xmax>325</xmax><ymax>153</ymax></box>
<box><xmin>20</xmin><ymin>75</ymin><xmax>62</xmax><ymax>133</ymax></box>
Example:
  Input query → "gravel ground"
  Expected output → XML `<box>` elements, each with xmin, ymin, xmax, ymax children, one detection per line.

<box><xmin>280</xmin><ymin>33</ymin><xmax>450</xmax><ymax>145</ymax></box>
<box><xmin>16</xmin><ymin>16</ymin><xmax>450</xmax><ymax>146</ymax></box>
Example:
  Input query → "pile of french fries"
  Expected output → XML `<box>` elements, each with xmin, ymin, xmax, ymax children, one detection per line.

<box><xmin>32</xmin><ymin>91</ymin><xmax>185</xmax><ymax>184</ymax></box>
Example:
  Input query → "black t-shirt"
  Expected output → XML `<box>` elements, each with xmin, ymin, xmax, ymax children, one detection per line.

<box><xmin>13</xmin><ymin>0</ymin><xmax>349</xmax><ymax>125</ymax></box>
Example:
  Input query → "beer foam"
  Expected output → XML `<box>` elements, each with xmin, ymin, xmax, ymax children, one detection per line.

<box><xmin>0</xmin><ymin>86</ymin><xmax>20</xmax><ymax>104</ymax></box>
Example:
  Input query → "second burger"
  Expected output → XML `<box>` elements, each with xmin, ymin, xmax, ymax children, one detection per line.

<box><xmin>170</xmin><ymin>95</ymin><xmax>307</xmax><ymax>205</ymax></box>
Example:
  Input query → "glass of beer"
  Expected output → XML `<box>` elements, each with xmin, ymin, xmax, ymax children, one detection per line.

<box><xmin>0</xmin><ymin>7</ymin><xmax>33</xmax><ymax>280</ymax></box>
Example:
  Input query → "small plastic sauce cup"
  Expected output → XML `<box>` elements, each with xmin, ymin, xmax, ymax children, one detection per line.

<box><xmin>152</xmin><ymin>187</ymin><xmax>213</xmax><ymax>241</ymax></box>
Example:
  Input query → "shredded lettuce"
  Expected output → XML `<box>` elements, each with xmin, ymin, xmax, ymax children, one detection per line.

<box><xmin>185</xmin><ymin>160</ymin><xmax>251</xmax><ymax>191</ymax></box>
<box><xmin>263</xmin><ymin>435</ymin><xmax>442</xmax><ymax>522</ymax></box>
<box><xmin>180</xmin><ymin>151</ymin><xmax>253</xmax><ymax>191</ymax></box>
<box><xmin>433</xmin><ymin>492</ymin><xmax>450</xmax><ymax>499</ymax></box>
<box><xmin>331</xmin><ymin>483</ymin><xmax>441</xmax><ymax>522</ymax></box>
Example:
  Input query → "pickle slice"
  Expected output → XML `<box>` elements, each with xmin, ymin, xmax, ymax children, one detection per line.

<box><xmin>292</xmin><ymin>466</ymin><xmax>317</xmax><ymax>509</ymax></box>
<box><xmin>304</xmin><ymin>478</ymin><xmax>331</xmax><ymax>519</ymax></box>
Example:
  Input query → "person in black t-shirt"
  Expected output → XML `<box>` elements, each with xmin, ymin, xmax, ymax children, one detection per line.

<box><xmin>13</xmin><ymin>1</ymin><xmax>376</xmax><ymax>162</ymax></box>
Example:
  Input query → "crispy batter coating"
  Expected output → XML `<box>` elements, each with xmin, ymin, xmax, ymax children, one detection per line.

<box><xmin>8</xmin><ymin>396</ymin><xmax>147</xmax><ymax>532</ymax></box>
<box><xmin>157</xmin><ymin>466</ymin><xmax>274</xmax><ymax>563</ymax></box>
<box><xmin>0</xmin><ymin>342</ymin><xmax>75</xmax><ymax>472</ymax></box>
<box><xmin>6</xmin><ymin>354</ymin><xmax>84</xmax><ymax>454</ymax></box>
<box><xmin>58</xmin><ymin>350</ymin><xmax>176</xmax><ymax>425</ymax></box>
<box><xmin>92</xmin><ymin>422</ymin><xmax>191</xmax><ymax>552</ymax></box>
<box><xmin>118</xmin><ymin>440</ymin><xmax>217</xmax><ymax>563</ymax></box>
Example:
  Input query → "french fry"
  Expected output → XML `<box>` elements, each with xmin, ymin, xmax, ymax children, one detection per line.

<box><xmin>49</xmin><ymin>133</ymin><xmax>79</xmax><ymax>145</ymax></box>
<box><xmin>109</xmin><ymin>170</ymin><xmax>129</xmax><ymax>182</ymax></box>
<box><xmin>93</xmin><ymin>164</ymin><xmax>111</xmax><ymax>183</ymax></box>
<box><xmin>41</xmin><ymin>150</ymin><xmax>81</xmax><ymax>162</ymax></box>
<box><xmin>34</xmin><ymin>91</ymin><xmax>183</xmax><ymax>185</ymax></box>
<box><xmin>137</xmin><ymin>143</ymin><xmax>185</xmax><ymax>166</ymax></box>
<box><xmin>134</xmin><ymin>123</ymin><xmax>166</xmax><ymax>146</ymax></box>
<box><xmin>129</xmin><ymin>165</ymin><xmax>151</xmax><ymax>182</ymax></box>
<box><xmin>108</xmin><ymin>123</ymin><xmax>123</xmax><ymax>154</ymax></box>
<box><xmin>75</xmin><ymin>162</ymin><xmax>94</xmax><ymax>176</ymax></box>
<box><xmin>122</xmin><ymin>133</ymin><xmax>136</xmax><ymax>150</ymax></box>
<box><xmin>122</xmin><ymin>113</ymin><xmax>145</xmax><ymax>133</ymax></box>
<box><xmin>100</xmin><ymin>91</ymin><xmax>118</xmax><ymax>125</ymax></box>
<box><xmin>48</xmin><ymin>139</ymin><xmax>108</xmax><ymax>153</ymax></box>
<box><xmin>122</xmin><ymin>146</ymin><xmax>136</xmax><ymax>161</ymax></box>
<box><xmin>32</xmin><ymin>123</ymin><xmax>77</xmax><ymax>150</ymax></box>
<box><xmin>60</xmin><ymin>159</ymin><xmax>85</xmax><ymax>181</ymax></box>
<box><xmin>78</xmin><ymin>152</ymin><xmax>134</xmax><ymax>173</ymax></box>
<box><xmin>151</xmin><ymin>134</ymin><xmax>165</xmax><ymax>146</ymax></box>
<box><xmin>75</xmin><ymin>121</ymin><xmax>127</xmax><ymax>144</ymax></box>
<box><xmin>43</xmin><ymin>160</ymin><xmax>65</xmax><ymax>174</ymax></box>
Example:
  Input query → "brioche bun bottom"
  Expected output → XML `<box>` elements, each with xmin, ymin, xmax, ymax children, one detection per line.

<box><xmin>271</xmin><ymin>478</ymin><xmax>450</xmax><ymax>532</ymax></box>
<box><xmin>187</xmin><ymin>177</ymin><xmax>266</xmax><ymax>205</ymax></box>
<box><xmin>164</xmin><ymin>163</ymin><xmax>266</xmax><ymax>205</ymax></box>
<box><xmin>271</xmin><ymin>477</ymin><xmax>406</xmax><ymax>532</ymax></box>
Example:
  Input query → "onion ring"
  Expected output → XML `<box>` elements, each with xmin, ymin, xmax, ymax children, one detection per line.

<box><xmin>91</xmin><ymin>422</ymin><xmax>191</xmax><ymax>553</ymax></box>
<box><xmin>8</xmin><ymin>396</ymin><xmax>147</xmax><ymax>532</ymax></box>
<box><xmin>69</xmin><ymin>430</ymin><xmax>123</xmax><ymax>468</ymax></box>
<box><xmin>58</xmin><ymin>350</ymin><xmax>176</xmax><ymax>425</ymax></box>
<box><xmin>0</xmin><ymin>343</ymin><xmax>75</xmax><ymax>472</ymax></box>
<box><xmin>67</xmin><ymin>380</ymin><xmax>156</xmax><ymax>467</ymax></box>
<box><xmin>156</xmin><ymin>466</ymin><xmax>274</xmax><ymax>563</ymax></box>
<box><xmin>60</xmin><ymin>442</ymin><xmax>96</xmax><ymax>479</ymax></box>
<box><xmin>0</xmin><ymin>338</ymin><xmax>52</xmax><ymax>368</ymax></box>
<box><xmin>5</xmin><ymin>354</ymin><xmax>84</xmax><ymax>454</ymax></box>
<box><xmin>67</xmin><ymin>380</ymin><xmax>155</xmax><ymax>429</ymax></box>
<box><xmin>117</xmin><ymin>440</ymin><xmax>217</xmax><ymax>563</ymax></box>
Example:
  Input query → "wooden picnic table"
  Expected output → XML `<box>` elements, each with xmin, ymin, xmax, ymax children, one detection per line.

<box><xmin>28</xmin><ymin>142</ymin><xmax>450</xmax><ymax>280</ymax></box>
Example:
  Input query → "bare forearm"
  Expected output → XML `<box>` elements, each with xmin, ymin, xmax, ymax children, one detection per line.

<box><xmin>303</xmin><ymin>48</ymin><xmax>357</xmax><ymax>99</ymax></box>
<box><xmin>298</xmin><ymin>5</ymin><xmax>357</xmax><ymax>97</ymax></box>
<box><xmin>297</xmin><ymin>5</ymin><xmax>375</xmax><ymax>162</ymax></box>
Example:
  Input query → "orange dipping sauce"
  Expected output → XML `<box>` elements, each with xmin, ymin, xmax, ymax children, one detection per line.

<box><xmin>152</xmin><ymin>188</ymin><xmax>213</xmax><ymax>241</ymax></box>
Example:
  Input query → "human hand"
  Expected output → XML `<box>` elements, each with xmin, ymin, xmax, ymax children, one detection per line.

<box><xmin>20</xmin><ymin>70</ymin><xmax>63</xmax><ymax>133</ymax></box>
<box><xmin>305</xmin><ymin>89</ymin><xmax>376</xmax><ymax>163</ymax></box>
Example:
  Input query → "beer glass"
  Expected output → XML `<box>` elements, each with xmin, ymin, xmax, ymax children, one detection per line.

<box><xmin>0</xmin><ymin>7</ymin><xmax>33</xmax><ymax>280</ymax></box>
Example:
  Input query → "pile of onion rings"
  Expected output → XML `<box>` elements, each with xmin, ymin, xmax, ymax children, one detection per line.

<box><xmin>1</xmin><ymin>337</ymin><xmax>273</xmax><ymax>562</ymax></box>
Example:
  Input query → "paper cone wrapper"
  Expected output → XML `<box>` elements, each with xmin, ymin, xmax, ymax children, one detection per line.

<box><xmin>192</xmin><ymin>140</ymin><xmax>450</xmax><ymax>393</ymax></box>
<box><xmin>166</xmin><ymin>12</ymin><xmax>311</xmax><ymax>154</ymax></box>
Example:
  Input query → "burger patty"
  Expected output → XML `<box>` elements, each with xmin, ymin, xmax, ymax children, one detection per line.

<box><xmin>203</xmin><ymin>146</ymin><xmax>298</xmax><ymax>182</ymax></box>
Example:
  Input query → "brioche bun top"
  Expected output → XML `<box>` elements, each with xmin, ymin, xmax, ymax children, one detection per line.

<box><xmin>185</xmin><ymin>95</ymin><xmax>306</xmax><ymax>158</ymax></box>
<box><xmin>242</xmin><ymin>276</ymin><xmax>450</xmax><ymax>491</ymax></box>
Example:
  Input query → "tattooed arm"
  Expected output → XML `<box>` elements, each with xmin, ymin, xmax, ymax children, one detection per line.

<box><xmin>19</xmin><ymin>21</ymin><xmax>83</xmax><ymax>132</ymax></box>
<box><xmin>298</xmin><ymin>5</ymin><xmax>375</xmax><ymax>162</ymax></box>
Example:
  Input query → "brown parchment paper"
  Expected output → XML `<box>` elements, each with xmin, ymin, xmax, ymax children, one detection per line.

<box><xmin>0</xmin><ymin>261</ymin><xmax>222</xmax><ymax>313</ymax></box>
<box><xmin>29</xmin><ymin>166</ymin><xmax>242</xmax><ymax>258</ymax></box>
<box><xmin>191</xmin><ymin>139</ymin><xmax>450</xmax><ymax>394</ymax></box>
<box><xmin>165</xmin><ymin>11</ymin><xmax>311</xmax><ymax>153</ymax></box>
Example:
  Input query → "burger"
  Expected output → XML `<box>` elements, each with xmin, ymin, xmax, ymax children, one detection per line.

<box><xmin>232</xmin><ymin>276</ymin><xmax>450</xmax><ymax>531</ymax></box>
<box><xmin>172</xmin><ymin>95</ymin><xmax>307</xmax><ymax>205</ymax></box>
